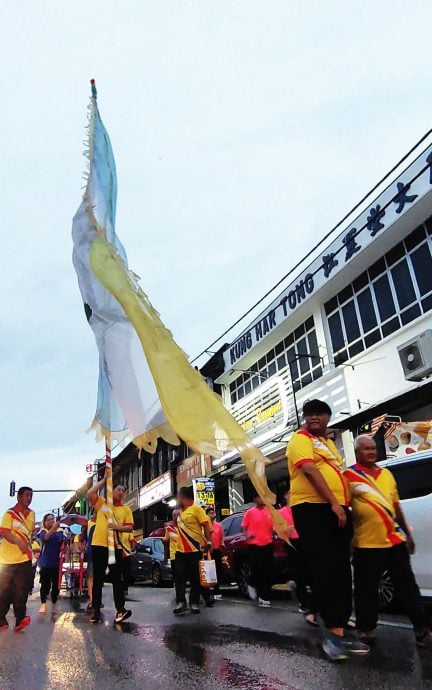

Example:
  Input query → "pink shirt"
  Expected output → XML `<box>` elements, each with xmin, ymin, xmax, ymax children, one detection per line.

<box><xmin>211</xmin><ymin>520</ymin><xmax>224</xmax><ymax>550</ymax></box>
<box><xmin>241</xmin><ymin>506</ymin><xmax>273</xmax><ymax>546</ymax></box>
<box><xmin>279</xmin><ymin>506</ymin><xmax>299</xmax><ymax>539</ymax></box>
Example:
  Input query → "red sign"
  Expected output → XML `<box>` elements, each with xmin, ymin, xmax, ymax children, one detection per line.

<box><xmin>177</xmin><ymin>455</ymin><xmax>212</xmax><ymax>488</ymax></box>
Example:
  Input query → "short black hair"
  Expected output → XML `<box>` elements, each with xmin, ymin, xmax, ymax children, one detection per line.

<box><xmin>17</xmin><ymin>486</ymin><xmax>33</xmax><ymax>497</ymax></box>
<box><xmin>113</xmin><ymin>483</ymin><xmax>125</xmax><ymax>490</ymax></box>
<box><xmin>205</xmin><ymin>506</ymin><xmax>216</xmax><ymax>514</ymax></box>
<box><xmin>179</xmin><ymin>486</ymin><xmax>194</xmax><ymax>501</ymax></box>
<box><xmin>43</xmin><ymin>513</ymin><xmax>55</xmax><ymax>526</ymax></box>
<box><xmin>302</xmin><ymin>399</ymin><xmax>332</xmax><ymax>417</ymax></box>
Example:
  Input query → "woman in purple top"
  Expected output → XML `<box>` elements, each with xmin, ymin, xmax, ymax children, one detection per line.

<box><xmin>37</xmin><ymin>513</ymin><xmax>64</xmax><ymax>614</ymax></box>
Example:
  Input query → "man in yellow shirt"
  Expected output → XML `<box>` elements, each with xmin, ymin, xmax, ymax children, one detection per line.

<box><xmin>173</xmin><ymin>487</ymin><xmax>212</xmax><ymax>615</ymax></box>
<box><xmin>87</xmin><ymin>469</ymin><xmax>134</xmax><ymax>624</ymax></box>
<box><xmin>0</xmin><ymin>486</ymin><xmax>35</xmax><ymax>632</ymax></box>
<box><xmin>163</xmin><ymin>508</ymin><xmax>180</xmax><ymax>581</ymax></box>
<box><xmin>287</xmin><ymin>399</ymin><xmax>368</xmax><ymax>661</ymax></box>
<box><xmin>345</xmin><ymin>435</ymin><xmax>432</xmax><ymax>648</ymax></box>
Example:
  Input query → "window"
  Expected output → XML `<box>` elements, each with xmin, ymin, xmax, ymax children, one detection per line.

<box><xmin>325</xmin><ymin>218</ymin><xmax>432</xmax><ymax>359</ymax></box>
<box><xmin>229</xmin><ymin>317</ymin><xmax>323</xmax><ymax>404</ymax></box>
<box><xmin>228</xmin><ymin>515</ymin><xmax>244</xmax><ymax>535</ymax></box>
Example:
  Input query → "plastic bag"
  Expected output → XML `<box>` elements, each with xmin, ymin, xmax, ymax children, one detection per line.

<box><xmin>199</xmin><ymin>554</ymin><xmax>217</xmax><ymax>588</ymax></box>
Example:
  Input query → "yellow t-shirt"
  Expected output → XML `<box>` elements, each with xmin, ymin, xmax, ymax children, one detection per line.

<box><xmin>287</xmin><ymin>429</ymin><xmax>349</xmax><ymax>507</ymax></box>
<box><xmin>0</xmin><ymin>506</ymin><xmax>35</xmax><ymax>565</ymax></box>
<box><xmin>91</xmin><ymin>496</ymin><xmax>133</xmax><ymax>550</ymax></box>
<box><xmin>344</xmin><ymin>465</ymin><xmax>406</xmax><ymax>549</ymax></box>
<box><xmin>164</xmin><ymin>525</ymin><xmax>179</xmax><ymax>560</ymax></box>
<box><xmin>176</xmin><ymin>503</ymin><xmax>209</xmax><ymax>553</ymax></box>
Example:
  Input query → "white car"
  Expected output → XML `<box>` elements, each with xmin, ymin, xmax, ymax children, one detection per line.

<box><xmin>378</xmin><ymin>450</ymin><xmax>432</xmax><ymax>608</ymax></box>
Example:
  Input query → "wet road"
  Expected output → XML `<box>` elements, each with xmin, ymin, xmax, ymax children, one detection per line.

<box><xmin>0</xmin><ymin>586</ymin><xmax>431</xmax><ymax>690</ymax></box>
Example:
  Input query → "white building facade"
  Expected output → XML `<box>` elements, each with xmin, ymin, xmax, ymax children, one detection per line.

<box><xmin>213</xmin><ymin>141</ymin><xmax>432</xmax><ymax>511</ymax></box>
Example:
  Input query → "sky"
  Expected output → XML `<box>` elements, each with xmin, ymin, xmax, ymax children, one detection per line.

<box><xmin>1</xmin><ymin>0</ymin><xmax>432</xmax><ymax>521</ymax></box>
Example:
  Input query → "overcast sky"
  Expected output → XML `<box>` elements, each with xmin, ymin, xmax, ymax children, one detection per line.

<box><xmin>1</xmin><ymin>0</ymin><xmax>432</xmax><ymax>521</ymax></box>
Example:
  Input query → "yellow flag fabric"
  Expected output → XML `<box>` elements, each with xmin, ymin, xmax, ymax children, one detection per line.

<box><xmin>89</xmin><ymin>237</ymin><xmax>289</xmax><ymax>539</ymax></box>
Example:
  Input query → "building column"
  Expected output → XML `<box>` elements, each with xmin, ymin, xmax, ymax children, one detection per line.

<box><xmin>229</xmin><ymin>478</ymin><xmax>244</xmax><ymax>513</ymax></box>
<box><xmin>342</xmin><ymin>429</ymin><xmax>356</xmax><ymax>467</ymax></box>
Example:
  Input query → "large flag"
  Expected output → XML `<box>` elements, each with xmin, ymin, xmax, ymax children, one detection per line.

<box><xmin>73</xmin><ymin>81</ymin><xmax>289</xmax><ymax>539</ymax></box>
<box><xmin>72</xmin><ymin>80</ymin><xmax>179</xmax><ymax>453</ymax></box>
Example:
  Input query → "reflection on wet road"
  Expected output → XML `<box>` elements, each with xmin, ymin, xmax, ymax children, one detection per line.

<box><xmin>0</xmin><ymin>587</ymin><xmax>431</xmax><ymax>689</ymax></box>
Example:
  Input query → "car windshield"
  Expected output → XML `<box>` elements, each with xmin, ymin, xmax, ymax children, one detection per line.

<box><xmin>389</xmin><ymin>458</ymin><xmax>432</xmax><ymax>500</ymax></box>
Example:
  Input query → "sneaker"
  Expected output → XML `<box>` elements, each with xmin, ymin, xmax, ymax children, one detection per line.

<box><xmin>90</xmin><ymin>612</ymin><xmax>101</xmax><ymax>624</ymax></box>
<box><xmin>416</xmin><ymin>630</ymin><xmax>432</xmax><ymax>648</ymax></box>
<box><xmin>14</xmin><ymin>616</ymin><xmax>31</xmax><ymax>632</ymax></box>
<box><xmin>247</xmin><ymin>585</ymin><xmax>257</xmax><ymax>601</ymax></box>
<box><xmin>115</xmin><ymin>609</ymin><xmax>132</xmax><ymax>624</ymax></box>
<box><xmin>214</xmin><ymin>594</ymin><xmax>223</xmax><ymax>600</ymax></box>
<box><xmin>258</xmin><ymin>598</ymin><xmax>271</xmax><ymax>608</ymax></box>
<box><xmin>298</xmin><ymin>606</ymin><xmax>307</xmax><ymax>615</ymax></box>
<box><xmin>190</xmin><ymin>604</ymin><xmax>201</xmax><ymax>615</ymax></box>
<box><xmin>339</xmin><ymin>637</ymin><xmax>370</xmax><ymax>655</ymax></box>
<box><xmin>322</xmin><ymin>635</ymin><xmax>348</xmax><ymax>662</ymax></box>
<box><xmin>173</xmin><ymin>603</ymin><xmax>188</xmax><ymax>615</ymax></box>
<box><xmin>38</xmin><ymin>603</ymin><xmax>47</xmax><ymax>614</ymax></box>
<box><xmin>358</xmin><ymin>630</ymin><xmax>376</xmax><ymax>645</ymax></box>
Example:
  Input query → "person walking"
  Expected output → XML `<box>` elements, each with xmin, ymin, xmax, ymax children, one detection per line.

<box><xmin>37</xmin><ymin>513</ymin><xmax>64</xmax><ymax>614</ymax></box>
<box><xmin>279</xmin><ymin>491</ymin><xmax>318</xmax><ymax>626</ymax></box>
<box><xmin>84</xmin><ymin>513</ymin><xmax>97</xmax><ymax>611</ymax></box>
<box><xmin>87</xmin><ymin>469</ymin><xmax>134</xmax><ymax>624</ymax></box>
<box><xmin>0</xmin><ymin>486</ymin><xmax>35</xmax><ymax>632</ymax></box>
<box><xmin>345</xmin><ymin>435</ymin><xmax>432</xmax><ymax>649</ymax></box>
<box><xmin>173</xmin><ymin>487</ymin><xmax>212</xmax><ymax>615</ymax></box>
<box><xmin>206</xmin><ymin>507</ymin><xmax>224</xmax><ymax>600</ymax></box>
<box><xmin>241</xmin><ymin>495</ymin><xmax>274</xmax><ymax>608</ymax></box>
<box><xmin>287</xmin><ymin>399</ymin><xmax>369</xmax><ymax>661</ymax></box>
<box><xmin>163</xmin><ymin>508</ymin><xmax>180</xmax><ymax>583</ymax></box>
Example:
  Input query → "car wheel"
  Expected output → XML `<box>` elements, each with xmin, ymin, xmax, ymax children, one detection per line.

<box><xmin>152</xmin><ymin>565</ymin><xmax>162</xmax><ymax>587</ymax></box>
<box><xmin>237</xmin><ymin>561</ymin><xmax>251</xmax><ymax>598</ymax></box>
<box><xmin>378</xmin><ymin>570</ymin><xmax>396</xmax><ymax>610</ymax></box>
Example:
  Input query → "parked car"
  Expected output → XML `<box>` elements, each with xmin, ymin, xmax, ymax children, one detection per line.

<box><xmin>220</xmin><ymin>510</ymin><xmax>297</xmax><ymax>596</ymax></box>
<box><xmin>377</xmin><ymin>450</ymin><xmax>432</xmax><ymax>609</ymax></box>
<box><xmin>129</xmin><ymin>537</ymin><xmax>173</xmax><ymax>587</ymax></box>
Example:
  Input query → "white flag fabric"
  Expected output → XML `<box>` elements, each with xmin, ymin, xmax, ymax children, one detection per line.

<box><xmin>72</xmin><ymin>82</ymin><xmax>179</xmax><ymax>451</ymax></box>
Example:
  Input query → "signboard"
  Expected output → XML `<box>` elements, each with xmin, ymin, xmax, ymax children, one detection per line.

<box><xmin>385</xmin><ymin>421</ymin><xmax>432</xmax><ymax>457</ymax></box>
<box><xmin>225</xmin><ymin>142</ymin><xmax>432</xmax><ymax>370</ymax></box>
<box><xmin>139</xmin><ymin>471</ymin><xmax>173</xmax><ymax>509</ymax></box>
<box><xmin>193</xmin><ymin>478</ymin><xmax>215</xmax><ymax>509</ymax></box>
<box><xmin>177</xmin><ymin>455</ymin><xmax>212</xmax><ymax>488</ymax></box>
<box><xmin>231</xmin><ymin>376</ymin><xmax>288</xmax><ymax>443</ymax></box>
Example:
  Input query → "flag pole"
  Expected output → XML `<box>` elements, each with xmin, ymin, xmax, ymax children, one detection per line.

<box><xmin>105</xmin><ymin>435</ymin><xmax>116</xmax><ymax>565</ymax></box>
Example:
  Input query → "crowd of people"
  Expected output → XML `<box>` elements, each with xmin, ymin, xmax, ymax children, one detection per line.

<box><xmin>0</xmin><ymin>397</ymin><xmax>431</xmax><ymax>664</ymax></box>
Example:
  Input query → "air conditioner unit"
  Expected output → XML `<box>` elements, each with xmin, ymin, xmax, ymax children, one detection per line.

<box><xmin>397</xmin><ymin>330</ymin><xmax>432</xmax><ymax>381</ymax></box>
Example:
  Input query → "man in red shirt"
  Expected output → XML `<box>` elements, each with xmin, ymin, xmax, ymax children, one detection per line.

<box><xmin>206</xmin><ymin>507</ymin><xmax>224</xmax><ymax>600</ymax></box>
<box><xmin>241</xmin><ymin>495</ymin><xmax>274</xmax><ymax>607</ymax></box>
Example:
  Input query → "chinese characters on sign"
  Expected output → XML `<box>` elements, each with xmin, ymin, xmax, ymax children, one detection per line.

<box><xmin>227</xmin><ymin>147</ymin><xmax>432</xmax><ymax>367</ymax></box>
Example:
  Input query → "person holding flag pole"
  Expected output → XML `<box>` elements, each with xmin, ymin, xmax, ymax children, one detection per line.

<box><xmin>86</xmin><ymin>465</ymin><xmax>133</xmax><ymax>624</ymax></box>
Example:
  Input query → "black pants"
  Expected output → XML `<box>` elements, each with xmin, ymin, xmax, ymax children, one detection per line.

<box><xmin>92</xmin><ymin>546</ymin><xmax>125</xmax><ymax>615</ymax></box>
<box><xmin>122</xmin><ymin>556</ymin><xmax>131</xmax><ymax>593</ymax></box>
<box><xmin>248</xmin><ymin>543</ymin><xmax>274</xmax><ymax>601</ymax></box>
<box><xmin>291</xmin><ymin>539</ymin><xmax>318</xmax><ymax>613</ymax></box>
<box><xmin>212</xmin><ymin>549</ymin><xmax>223</xmax><ymax>594</ymax></box>
<box><xmin>39</xmin><ymin>567</ymin><xmax>60</xmax><ymax>604</ymax></box>
<box><xmin>0</xmin><ymin>561</ymin><xmax>32</xmax><ymax>625</ymax></box>
<box><xmin>175</xmin><ymin>552</ymin><xmax>211</xmax><ymax>605</ymax></box>
<box><xmin>292</xmin><ymin>503</ymin><xmax>353</xmax><ymax>629</ymax></box>
<box><xmin>354</xmin><ymin>544</ymin><xmax>429</xmax><ymax>633</ymax></box>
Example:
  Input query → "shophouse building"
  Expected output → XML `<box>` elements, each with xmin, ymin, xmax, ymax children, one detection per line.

<box><xmin>213</xmin><ymin>139</ymin><xmax>432</xmax><ymax>511</ymax></box>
